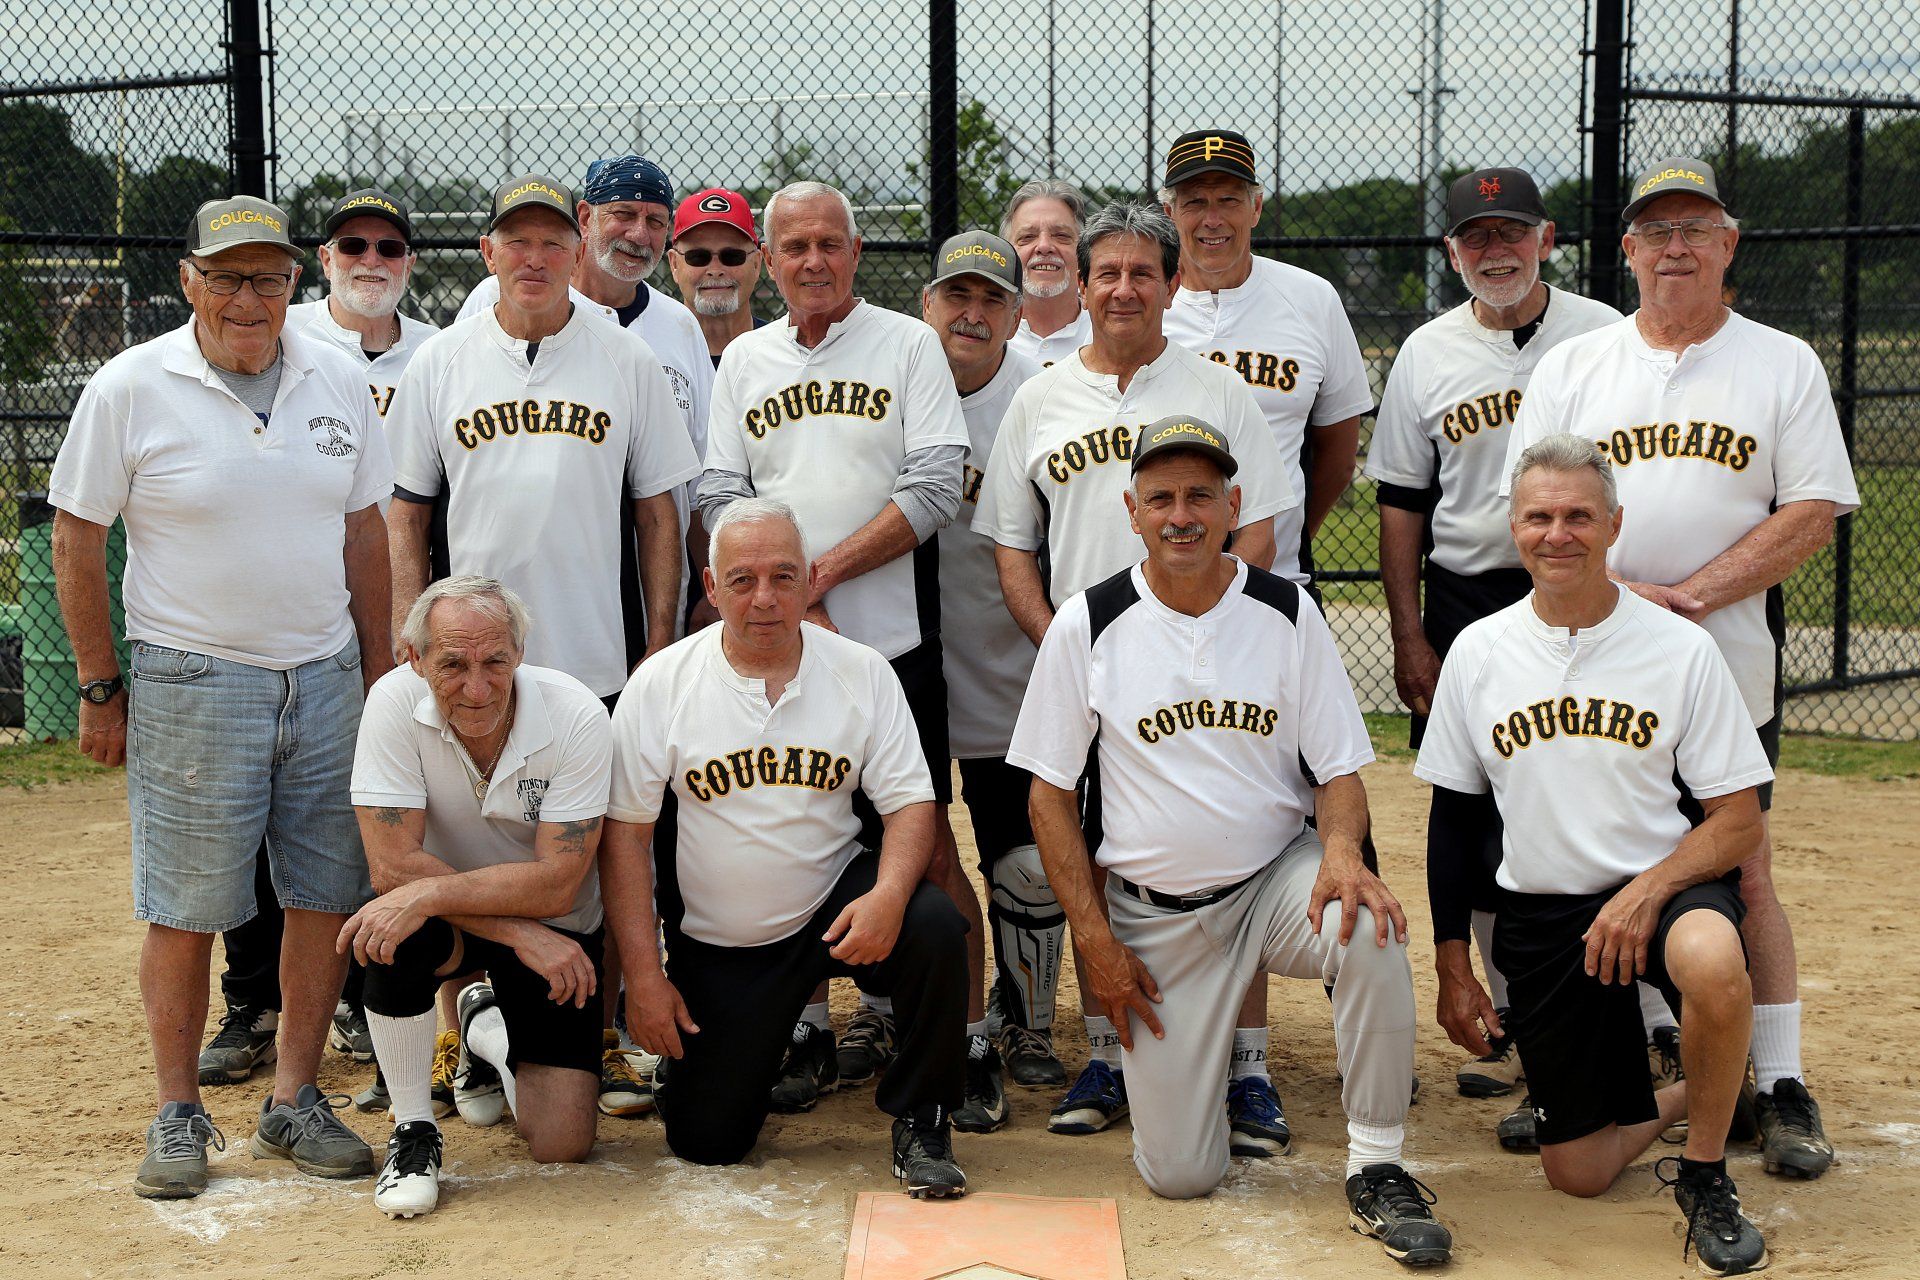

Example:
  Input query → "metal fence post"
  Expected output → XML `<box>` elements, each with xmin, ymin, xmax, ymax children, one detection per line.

<box><xmin>1833</xmin><ymin>105</ymin><xmax>1864</xmax><ymax>685</ymax></box>
<box><xmin>928</xmin><ymin>0</ymin><xmax>959</xmax><ymax>249</ymax></box>
<box><xmin>1587</xmin><ymin>0</ymin><xmax>1627</xmax><ymax>309</ymax></box>
<box><xmin>227</xmin><ymin>0</ymin><xmax>269</xmax><ymax>197</ymax></box>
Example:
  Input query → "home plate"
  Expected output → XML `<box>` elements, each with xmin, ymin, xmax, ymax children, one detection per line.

<box><xmin>844</xmin><ymin>1192</ymin><xmax>1125</xmax><ymax>1280</ymax></box>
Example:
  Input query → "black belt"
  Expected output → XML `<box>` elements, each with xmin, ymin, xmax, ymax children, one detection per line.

<box><xmin>1113</xmin><ymin>870</ymin><xmax>1258</xmax><ymax>913</ymax></box>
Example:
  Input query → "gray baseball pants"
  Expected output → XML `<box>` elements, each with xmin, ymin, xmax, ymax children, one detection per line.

<box><xmin>1110</xmin><ymin>827</ymin><xmax>1417</xmax><ymax>1198</ymax></box>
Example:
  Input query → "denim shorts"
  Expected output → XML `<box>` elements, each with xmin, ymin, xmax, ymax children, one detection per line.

<box><xmin>125</xmin><ymin>639</ymin><xmax>371</xmax><ymax>931</ymax></box>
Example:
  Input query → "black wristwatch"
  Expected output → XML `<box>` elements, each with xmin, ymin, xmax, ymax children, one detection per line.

<box><xmin>79</xmin><ymin>675</ymin><xmax>125</xmax><ymax>704</ymax></box>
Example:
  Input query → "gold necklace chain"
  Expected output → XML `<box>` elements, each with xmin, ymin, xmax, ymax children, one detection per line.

<box><xmin>457</xmin><ymin>696</ymin><xmax>515</xmax><ymax>801</ymax></box>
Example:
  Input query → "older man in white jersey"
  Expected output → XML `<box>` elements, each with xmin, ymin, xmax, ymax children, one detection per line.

<box><xmin>1001</xmin><ymin>180</ymin><xmax>1092</xmax><ymax>368</ymax></box>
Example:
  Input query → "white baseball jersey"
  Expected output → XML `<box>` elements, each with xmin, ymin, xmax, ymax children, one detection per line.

<box><xmin>1007</xmin><ymin>309</ymin><xmax>1092</xmax><ymax>369</ymax></box>
<box><xmin>1164</xmin><ymin>257</ymin><xmax>1374</xmax><ymax>583</ymax></box>
<box><xmin>1503</xmin><ymin>311</ymin><xmax>1860</xmax><ymax>723</ymax></box>
<box><xmin>283</xmin><ymin>299</ymin><xmax>438</xmax><ymax>419</ymax></box>
<box><xmin>50</xmin><ymin>322</ymin><xmax>392</xmax><ymax>668</ymax></box>
<box><xmin>608</xmin><ymin>623</ymin><xmax>935</xmax><ymax>948</ymax></box>
<box><xmin>1008</xmin><ymin>558</ymin><xmax>1373</xmax><ymax>895</ymax></box>
<box><xmin>972</xmin><ymin>340</ymin><xmax>1296</xmax><ymax>609</ymax></box>
<box><xmin>1365</xmin><ymin>288</ymin><xmax>1623</xmax><ymax>576</ymax></box>
<box><xmin>703</xmin><ymin>301</ymin><xmax>970</xmax><ymax>659</ymax></box>
<box><xmin>1415</xmin><ymin>586</ymin><xmax>1774</xmax><ymax>895</ymax></box>
<box><xmin>352</xmin><ymin>663</ymin><xmax>613</xmax><ymax>934</ymax></box>
<box><xmin>386</xmin><ymin>306</ymin><xmax>700</xmax><ymax>695</ymax></box>
<box><xmin>943</xmin><ymin>349</ymin><xmax>1043</xmax><ymax>759</ymax></box>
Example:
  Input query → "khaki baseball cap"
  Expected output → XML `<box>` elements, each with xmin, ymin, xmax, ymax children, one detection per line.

<box><xmin>928</xmin><ymin>230</ymin><xmax>1021</xmax><ymax>295</ymax></box>
<box><xmin>1130</xmin><ymin>414</ymin><xmax>1238</xmax><ymax>479</ymax></box>
<box><xmin>186</xmin><ymin>196</ymin><xmax>296</xmax><ymax>256</ymax></box>
<box><xmin>1623</xmin><ymin>157</ymin><xmax>1727</xmax><ymax>223</ymax></box>
<box><xmin>488</xmin><ymin>174</ymin><xmax>579</xmax><ymax>233</ymax></box>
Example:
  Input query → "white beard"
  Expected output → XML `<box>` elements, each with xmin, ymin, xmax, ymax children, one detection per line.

<box><xmin>595</xmin><ymin>238</ymin><xmax>655</xmax><ymax>282</ymax></box>
<box><xmin>326</xmin><ymin>268</ymin><xmax>405</xmax><ymax>319</ymax></box>
<box><xmin>1023</xmin><ymin>273</ymin><xmax>1072</xmax><ymax>300</ymax></box>
<box><xmin>691</xmin><ymin>287</ymin><xmax>742</xmax><ymax>317</ymax></box>
<box><xmin>1463</xmin><ymin>257</ymin><xmax>1540</xmax><ymax>310</ymax></box>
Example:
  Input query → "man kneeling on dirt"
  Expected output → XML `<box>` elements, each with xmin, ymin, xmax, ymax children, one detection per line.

<box><xmin>343</xmin><ymin>576</ymin><xmax>613</xmax><ymax>1219</ymax></box>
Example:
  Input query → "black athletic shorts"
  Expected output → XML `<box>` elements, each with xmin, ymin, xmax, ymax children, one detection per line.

<box><xmin>1494</xmin><ymin>873</ymin><xmax>1746</xmax><ymax>1146</ymax></box>
<box><xmin>1411</xmin><ymin>562</ymin><xmax>1532</xmax><ymax>748</ymax></box>
<box><xmin>956</xmin><ymin>754</ymin><xmax>1035</xmax><ymax>870</ymax></box>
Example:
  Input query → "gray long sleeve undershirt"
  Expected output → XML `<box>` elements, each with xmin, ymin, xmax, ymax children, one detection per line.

<box><xmin>696</xmin><ymin>443</ymin><xmax>967</xmax><ymax>543</ymax></box>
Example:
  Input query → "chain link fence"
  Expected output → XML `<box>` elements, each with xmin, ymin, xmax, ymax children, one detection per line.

<box><xmin>2</xmin><ymin>0</ymin><xmax>1914</xmax><ymax>739</ymax></box>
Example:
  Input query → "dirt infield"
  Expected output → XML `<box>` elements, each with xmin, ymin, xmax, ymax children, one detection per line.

<box><xmin>3</xmin><ymin>762</ymin><xmax>1915</xmax><ymax>1278</ymax></box>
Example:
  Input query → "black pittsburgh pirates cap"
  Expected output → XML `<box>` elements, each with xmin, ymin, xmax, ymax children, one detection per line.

<box><xmin>488</xmin><ymin>174</ymin><xmax>579</xmax><ymax>233</ymax></box>
<box><xmin>1131</xmin><ymin>414</ymin><xmax>1238</xmax><ymax>479</ymax></box>
<box><xmin>323</xmin><ymin>188</ymin><xmax>413</xmax><ymax>241</ymax></box>
<box><xmin>1445</xmin><ymin>168</ymin><xmax>1547</xmax><ymax>236</ymax></box>
<box><xmin>1163</xmin><ymin>129</ymin><xmax>1259</xmax><ymax>189</ymax></box>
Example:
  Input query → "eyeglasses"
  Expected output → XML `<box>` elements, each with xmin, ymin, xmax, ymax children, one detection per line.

<box><xmin>675</xmin><ymin>246</ymin><xmax>753</xmax><ymax>267</ymax></box>
<box><xmin>187</xmin><ymin>262</ymin><xmax>293</xmax><ymax>296</ymax></box>
<box><xmin>1452</xmin><ymin>223</ymin><xmax>1535</xmax><ymax>251</ymax></box>
<box><xmin>1630</xmin><ymin>219</ymin><xmax>1729</xmax><ymax>248</ymax></box>
<box><xmin>331</xmin><ymin>236</ymin><xmax>410</xmax><ymax>259</ymax></box>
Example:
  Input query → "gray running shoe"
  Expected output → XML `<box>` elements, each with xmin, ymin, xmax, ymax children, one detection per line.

<box><xmin>135</xmin><ymin>1101</ymin><xmax>226</xmax><ymax>1199</ymax></box>
<box><xmin>198</xmin><ymin>1002</ymin><xmax>277</xmax><ymax>1085</ymax></box>
<box><xmin>1755</xmin><ymin>1077</ymin><xmax>1834</xmax><ymax>1179</ymax></box>
<box><xmin>836</xmin><ymin>1007</ymin><xmax>897</xmax><ymax>1086</ymax></box>
<box><xmin>354</xmin><ymin>1066</ymin><xmax>391</xmax><ymax>1114</ymax></box>
<box><xmin>249</xmin><ymin>1084</ymin><xmax>375</xmax><ymax>1178</ymax></box>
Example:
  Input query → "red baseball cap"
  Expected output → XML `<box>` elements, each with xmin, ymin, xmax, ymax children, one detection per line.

<box><xmin>673</xmin><ymin>188</ymin><xmax>758</xmax><ymax>242</ymax></box>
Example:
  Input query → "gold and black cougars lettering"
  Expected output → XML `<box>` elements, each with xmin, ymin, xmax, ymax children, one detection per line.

<box><xmin>683</xmin><ymin>745</ymin><xmax>855</xmax><ymax>802</ymax></box>
<box><xmin>1136</xmin><ymin>697</ymin><xmax>1280</xmax><ymax>743</ymax></box>
<box><xmin>1204</xmin><ymin>349</ymin><xmax>1301</xmax><ymax>392</ymax></box>
<box><xmin>1489</xmin><ymin>695</ymin><xmax>1659</xmax><ymax>758</ymax></box>
<box><xmin>1044</xmin><ymin>423</ymin><xmax>1138</xmax><ymax>483</ymax></box>
<box><xmin>743</xmin><ymin>380</ymin><xmax>894</xmax><ymax>439</ymax></box>
<box><xmin>1441</xmin><ymin>388</ymin><xmax>1524</xmax><ymax>443</ymax></box>
<box><xmin>1592</xmin><ymin>421</ymin><xmax>1758</xmax><ymax>471</ymax></box>
<box><xmin>453</xmin><ymin>398</ymin><xmax>611</xmax><ymax>450</ymax></box>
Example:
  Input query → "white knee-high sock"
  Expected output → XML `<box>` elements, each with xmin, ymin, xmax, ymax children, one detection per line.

<box><xmin>1638</xmin><ymin>981</ymin><xmax>1678</xmax><ymax>1035</ymax></box>
<box><xmin>463</xmin><ymin>1004</ymin><xmax>519</xmax><ymax>1115</ymax></box>
<box><xmin>367</xmin><ymin>1009</ymin><xmax>438</xmax><ymax>1127</ymax></box>
<box><xmin>1471</xmin><ymin>910</ymin><xmax>1509</xmax><ymax>1009</ymax></box>
<box><xmin>1751</xmin><ymin>1002</ymin><xmax>1803</xmax><ymax>1093</ymax></box>
<box><xmin>1346</xmin><ymin>1118</ymin><xmax>1406</xmax><ymax>1180</ymax></box>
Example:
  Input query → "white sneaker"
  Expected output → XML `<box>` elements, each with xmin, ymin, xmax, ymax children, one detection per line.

<box><xmin>454</xmin><ymin>982</ymin><xmax>507</xmax><ymax>1127</ymax></box>
<box><xmin>374</xmin><ymin>1122</ymin><xmax>442</xmax><ymax>1219</ymax></box>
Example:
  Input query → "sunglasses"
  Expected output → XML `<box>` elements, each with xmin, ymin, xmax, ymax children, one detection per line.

<box><xmin>331</xmin><ymin>236</ymin><xmax>410</xmax><ymax>259</ymax></box>
<box><xmin>675</xmin><ymin>246</ymin><xmax>753</xmax><ymax>267</ymax></box>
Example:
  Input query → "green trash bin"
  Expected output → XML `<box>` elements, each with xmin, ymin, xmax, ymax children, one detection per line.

<box><xmin>17</xmin><ymin>494</ymin><xmax>129</xmax><ymax>740</ymax></box>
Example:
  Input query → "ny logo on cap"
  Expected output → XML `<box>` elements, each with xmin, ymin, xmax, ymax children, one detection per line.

<box><xmin>1479</xmin><ymin>177</ymin><xmax>1502</xmax><ymax>201</ymax></box>
<box><xmin>698</xmin><ymin>193</ymin><xmax>733</xmax><ymax>213</ymax></box>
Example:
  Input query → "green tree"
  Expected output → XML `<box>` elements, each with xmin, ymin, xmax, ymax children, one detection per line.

<box><xmin>0</xmin><ymin>102</ymin><xmax>114</xmax><ymax>234</ymax></box>
<box><xmin>904</xmin><ymin>99</ymin><xmax>1023</xmax><ymax>239</ymax></box>
<box><xmin>0</xmin><ymin>217</ymin><xmax>54</xmax><ymax>382</ymax></box>
<box><xmin>123</xmin><ymin>155</ymin><xmax>228</xmax><ymax>297</ymax></box>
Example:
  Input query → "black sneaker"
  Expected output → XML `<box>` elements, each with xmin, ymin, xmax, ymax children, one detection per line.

<box><xmin>770</xmin><ymin>1021</ymin><xmax>838</xmax><ymax>1113</ymax></box>
<box><xmin>374</xmin><ymin>1121</ymin><xmax>443</xmax><ymax>1219</ymax></box>
<box><xmin>1650</xmin><ymin>1025</ymin><xmax>1685</xmax><ymax>1088</ymax></box>
<box><xmin>836</xmin><ymin>1007</ymin><xmax>897</xmax><ymax>1087</ymax></box>
<box><xmin>198</xmin><ymin>1001</ymin><xmax>278</xmax><ymax>1085</ymax></box>
<box><xmin>329</xmin><ymin>1000</ymin><xmax>375</xmax><ymax>1063</ymax></box>
<box><xmin>1496</xmin><ymin>1095</ymin><xmax>1539</xmax><ymax>1152</ymax></box>
<box><xmin>892</xmin><ymin>1105</ymin><xmax>968</xmax><ymax>1199</ymax></box>
<box><xmin>1755</xmin><ymin>1077</ymin><xmax>1834</xmax><ymax>1179</ymax></box>
<box><xmin>998</xmin><ymin>1023</ymin><xmax>1067</xmax><ymax>1088</ymax></box>
<box><xmin>1659</xmin><ymin>1158</ymin><xmax>1769</xmax><ymax>1276</ymax></box>
<box><xmin>1345</xmin><ymin>1163</ymin><xmax>1453</xmax><ymax>1268</ymax></box>
<box><xmin>1226</xmin><ymin>1075</ymin><xmax>1291</xmax><ymax>1157</ymax></box>
<box><xmin>954</xmin><ymin>1035</ymin><xmax>1009</xmax><ymax>1133</ymax></box>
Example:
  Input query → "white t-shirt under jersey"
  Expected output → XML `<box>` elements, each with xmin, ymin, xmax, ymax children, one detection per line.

<box><xmin>283</xmin><ymin>299</ymin><xmax>438</xmax><ymax>419</ymax></box>
<box><xmin>1415</xmin><ymin>587</ymin><xmax>1774</xmax><ymax>895</ymax></box>
<box><xmin>50</xmin><ymin>322</ymin><xmax>392</xmax><ymax>668</ymax></box>
<box><xmin>385</xmin><ymin>306</ymin><xmax>700</xmax><ymax>695</ymax></box>
<box><xmin>607</xmin><ymin>623</ymin><xmax>935</xmax><ymax>948</ymax></box>
<box><xmin>1164</xmin><ymin>256</ymin><xmax>1374</xmax><ymax>583</ymax></box>
<box><xmin>1007</xmin><ymin>309</ymin><xmax>1092</xmax><ymax>370</ymax></box>
<box><xmin>1503</xmin><ymin>311</ymin><xmax>1860</xmax><ymax>723</ymax></box>
<box><xmin>1365</xmin><ymin>288</ymin><xmax>1623</xmax><ymax>576</ymax></box>
<box><xmin>1008</xmin><ymin>558</ymin><xmax>1373</xmax><ymax>895</ymax></box>
<box><xmin>702</xmin><ymin>301</ymin><xmax>970</xmax><ymax>659</ymax></box>
<box><xmin>352</xmin><ymin>663</ymin><xmax>613</xmax><ymax>935</ymax></box>
<box><xmin>943</xmin><ymin>349</ymin><xmax>1043</xmax><ymax>759</ymax></box>
<box><xmin>972</xmin><ymin>339</ymin><xmax>1295</xmax><ymax>609</ymax></box>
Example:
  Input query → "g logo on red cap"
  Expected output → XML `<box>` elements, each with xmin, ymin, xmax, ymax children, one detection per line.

<box><xmin>698</xmin><ymin>194</ymin><xmax>733</xmax><ymax>213</ymax></box>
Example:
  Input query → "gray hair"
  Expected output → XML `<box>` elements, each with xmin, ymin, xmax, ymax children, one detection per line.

<box><xmin>1078</xmin><ymin>201</ymin><xmax>1180</xmax><ymax>285</ymax></box>
<box><xmin>1508</xmin><ymin>434</ymin><xmax>1618</xmax><ymax>515</ymax></box>
<box><xmin>999</xmin><ymin>180</ymin><xmax>1090</xmax><ymax>239</ymax></box>
<box><xmin>401</xmin><ymin>576</ymin><xmax>532</xmax><ymax>655</ymax></box>
<box><xmin>707</xmin><ymin>497</ymin><xmax>810</xmax><ymax>566</ymax></box>
<box><xmin>1153</xmin><ymin>177</ymin><xmax>1262</xmax><ymax>208</ymax></box>
<box><xmin>762</xmin><ymin>181</ymin><xmax>858</xmax><ymax>248</ymax></box>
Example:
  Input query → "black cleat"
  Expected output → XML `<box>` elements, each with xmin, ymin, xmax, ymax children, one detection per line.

<box><xmin>953</xmin><ymin>1035</ymin><xmax>1009</xmax><ymax>1133</ymax></box>
<box><xmin>1659</xmin><ymin>1158</ymin><xmax>1770</xmax><ymax>1276</ymax></box>
<box><xmin>997</xmin><ymin>1023</ymin><xmax>1068</xmax><ymax>1088</ymax></box>
<box><xmin>1346</xmin><ymin>1163</ymin><xmax>1453</xmax><ymax>1268</ymax></box>
<box><xmin>836</xmin><ymin>1007</ymin><xmax>897</xmax><ymax>1087</ymax></box>
<box><xmin>1755</xmin><ymin>1078</ymin><xmax>1834</xmax><ymax>1179</ymax></box>
<box><xmin>892</xmin><ymin>1106</ymin><xmax>968</xmax><ymax>1199</ymax></box>
<box><xmin>769</xmin><ymin>1021</ymin><xmax>838</xmax><ymax>1113</ymax></box>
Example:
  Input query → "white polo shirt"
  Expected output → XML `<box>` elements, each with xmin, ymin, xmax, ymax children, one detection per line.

<box><xmin>608</xmin><ymin>623</ymin><xmax>935</xmax><ymax>948</ymax></box>
<box><xmin>352</xmin><ymin>663</ymin><xmax>612</xmax><ymax>935</ymax></box>
<box><xmin>283</xmin><ymin>299</ymin><xmax>438</xmax><ymax>419</ymax></box>
<box><xmin>1007</xmin><ymin>309</ymin><xmax>1092</xmax><ymax>369</ymax></box>
<box><xmin>943</xmin><ymin>349</ymin><xmax>1043</xmax><ymax>759</ymax></box>
<box><xmin>1415</xmin><ymin>587</ymin><xmax>1774</xmax><ymax>895</ymax></box>
<box><xmin>972</xmin><ymin>340</ymin><xmax>1296</xmax><ymax>609</ymax></box>
<box><xmin>1503</xmin><ymin>311</ymin><xmax>1861</xmax><ymax>723</ymax></box>
<box><xmin>1164</xmin><ymin>257</ymin><xmax>1374</xmax><ymax>583</ymax></box>
<box><xmin>703</xmin><ymin>301</ymin><xmax>970</xmax><ymax>659</ymax></box>
<box><xmin>385</xmin><ymin>306</ymin><xmax>700</xmax><ymax>694</ymax></box>
<box><xmin>1365</xmin><ymin>288</ymin><xmax>1623</xmax><ymax>576</ymax></box>
<box><xmin>49</xmin><ymin>322</ymin><xmax>392</xmax><ymax>669</ymax></box>
<box><xmin>1007</xmin><ymin>558</ymin><xmax>1373</xmax><ymax>895</ymax></box>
